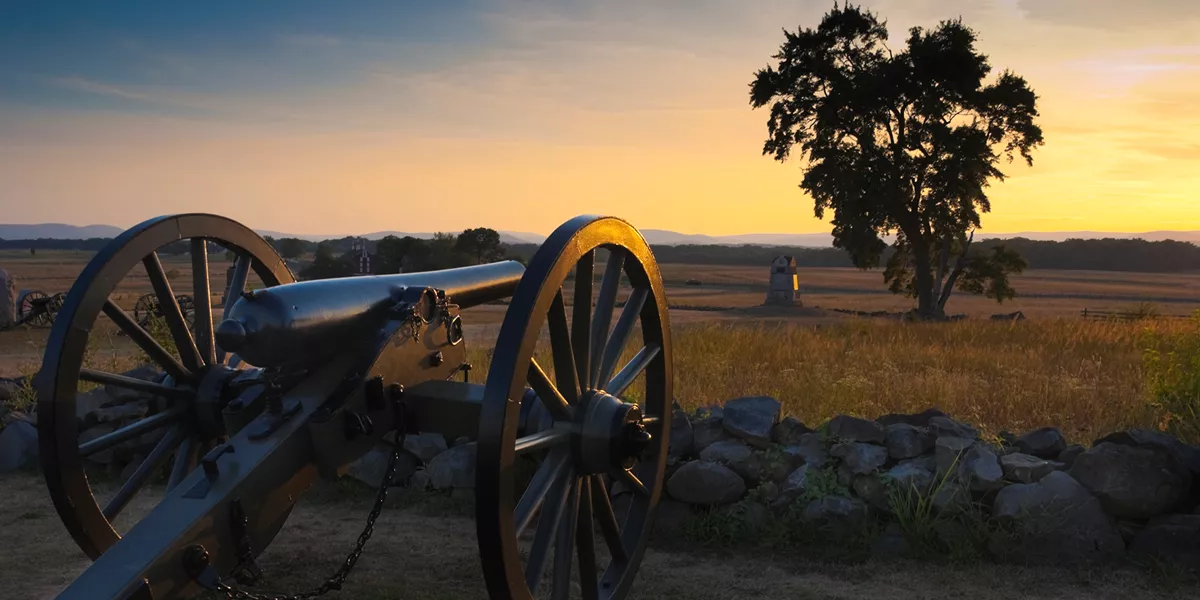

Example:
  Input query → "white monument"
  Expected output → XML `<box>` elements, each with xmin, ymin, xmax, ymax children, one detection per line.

<box><xmin>764</xmin><ymin>256</ymin><xmax>801</xmax><ymax>306</ymax></box>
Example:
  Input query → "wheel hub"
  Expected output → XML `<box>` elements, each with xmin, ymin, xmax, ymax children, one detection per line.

<box><xmin>574</xmin><ymin>390</ymin><xmax>651</xmax><ymax>474</ymax></box>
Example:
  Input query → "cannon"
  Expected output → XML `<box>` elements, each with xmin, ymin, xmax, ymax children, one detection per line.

<box><xmin>15</xmin><ymin>289</ymin><xmax>66</xmax><ymax>328</ymax></box>
<box><xmin>36</xmin><ymin>213</ymin><xmax>672</xmax><ymax>600</ymax></box>
<box><xmin>133</xmin><ymin>292</ymin><xmax>196</xmax><ymax>331</ymax></box>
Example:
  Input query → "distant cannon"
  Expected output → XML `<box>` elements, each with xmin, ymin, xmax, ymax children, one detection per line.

<box><xmin>133</xmin><ymin>292</ymin><xmax>195</xmax><ymax>331</ymax></box>
<box><xmin>15</xmin><ymin>289</ymin><xmax>65</xmax><ymax>328</ymax></box>
<box><xmin>36</xmin><ymin>213</ymin><xmax>672</xmax><ymax>600</ymax></box>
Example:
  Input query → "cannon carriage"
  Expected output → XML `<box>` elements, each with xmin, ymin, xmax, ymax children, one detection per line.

<box><xmin>36</xmin><ymin>213</ymin><xmax>672</xmax><ymax>600</ymax></box>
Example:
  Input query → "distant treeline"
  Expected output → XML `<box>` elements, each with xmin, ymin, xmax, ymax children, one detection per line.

<box><xmin>3</xmin><ymin>235</ymin><xmax>1199</xmax><ymax>273</ymax></box>
<box><xmin>511</xmin><ymin>237</ymin><xmax>1200</xmax><ymax>273</ymax></box>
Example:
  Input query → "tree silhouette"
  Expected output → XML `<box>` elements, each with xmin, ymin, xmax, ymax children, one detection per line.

<box><xmin>749</xmin><ymin>4</ymin><xmax>1043</xmax><ymax>317</ymax></box>
<box><xmin>277</xmin><ymin>237</ymin><xmax>306</xmax><ymax>260</ymax></box>
<box><xmin>454</xmin><ymin>227</ymin><xmax>505</xmax><ymax>265</ymax></box>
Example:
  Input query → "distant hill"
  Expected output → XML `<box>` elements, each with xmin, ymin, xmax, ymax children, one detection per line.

<box><xmin>0</xmin><ymin>223</ymin><xmax>124</xmax><ymax>239</ymax></box>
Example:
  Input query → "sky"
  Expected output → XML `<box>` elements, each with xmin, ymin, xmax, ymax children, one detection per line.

<box><xmin>0</xmin><ymin>0</ymin><xmax>1198</xmax><ymax>237</ymax></box>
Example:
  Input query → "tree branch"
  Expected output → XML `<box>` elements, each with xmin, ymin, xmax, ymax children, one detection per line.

<box><xmin>937</xmin><ymin>229</ymin><xmax>975</xmax><ymax>311</ymax></box>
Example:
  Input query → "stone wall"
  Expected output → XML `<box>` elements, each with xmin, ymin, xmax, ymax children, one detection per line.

<box><xmin>4</xmin><ymin>377</ymin><xmax>1199</xmax><ymax>571</ymax></box>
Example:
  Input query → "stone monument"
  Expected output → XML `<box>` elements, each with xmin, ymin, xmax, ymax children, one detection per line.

<box><xmin>764</xmin><ymin>255</ymin><xmax>801</xmax><ymax>306</ymax></box>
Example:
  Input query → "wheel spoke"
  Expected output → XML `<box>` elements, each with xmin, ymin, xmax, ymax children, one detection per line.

<box><xmin>79</xmin><ymin>368</ymin><xmax>193</xmax><ymax>401</ymax></box>
<box><xmin>191</xmin><ymin>239</ymin><xmax>216</xmax><ymax>366</ymax></box>
<box><xmin>514</xmin><ymin>427</ymin><xmax>571</xmax><ymax>455</ymax></box>
<box><xmin>551</xmin><ymin>477</ymin><xmax>581</xmax><ymax>600</ymax></box>
<box><xmin>143</xmin><ymin>251</ymin><xmax>203</xmax><ymax>373</ymax></box>
<box><xmin>103</xmin><ymin>425</ymin><xmax>186</xmax><ymax>521</ymax></box>
<box><xmin>525</xmin><ymin>467</ymin><xmax>574</xmax><ymax>594</ymax></box>
<box><xmin>606</xmin><ymin>344</ymin><xmax>661</xmax><ymax>398</ymax></box>
<box><xmin>576</xmin><ymin>477</ymin><xmax>600</xmax><ymax>600</ymax></box>
<box><xmin>101</xmin><ymin>299</ymin><xmax>192</xmax><ymax>383</ymax></box>
<box><xmin>571</xmin><ymin>251</ymin><xmax>594</xmax><ymax>390</ymax></box>
<box><xmin>166</xmin><ymin>434</ymin><xmax>196</xmax><ymax>492</ymax></box>
<box><xmin>528</xmin><ymin>358</ymin><xmax>573</xmax><ymax>422</ymax></box>
<box><xmin>548</xmin><ymin>289</ymin><xmax>580</xmax><ymax>402</ymax></box>
<box><xmin>78</xmin><ymin>405</ymin><xmax>187</xmax><ymax>457</ymax></box>
<box><xmin>217</xmin><ymin>254</ymin><xmax>252</xmax><ymax>364</ymax></box>
<box><xmin>516</xmin><ymin>448</ymin><xmax>571</xmax><ymax>538</ymax></box>
<box><xmin>589</xmin><ymin>475</ymin><xmax>629</xmax><ymax>565</ymax></box>
<box><xmin>613</xmin><ymin>467</ymin><xmax>649</xmax><ymax>497</ymax></box>
<box><xmin>598</xmin><ymin>286</ymin><xmax>647</xmax><ymax>390</ymax></box>
<box><xmin>589</xmin><ymin>249</ymin><xmax>626</xmax><ymax>387</ymax></box>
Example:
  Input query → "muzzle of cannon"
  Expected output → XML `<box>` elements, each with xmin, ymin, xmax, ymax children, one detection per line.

<box><xmin>35</xmin><ymin>213</ymin><xmax>672</xmax><ymax>600</ymax></box>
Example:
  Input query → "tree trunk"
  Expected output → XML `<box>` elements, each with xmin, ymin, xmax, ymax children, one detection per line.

<box><xmin>911</xmin><ymin>243</ymin><xmax>939</xmax><ymax>319</ymax></box>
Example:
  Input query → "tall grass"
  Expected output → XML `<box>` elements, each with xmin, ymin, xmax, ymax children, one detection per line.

<box><xmin>467</xmin><ymin>317</ymin><xmax>1197</xmax><ymax>443</ymax></box>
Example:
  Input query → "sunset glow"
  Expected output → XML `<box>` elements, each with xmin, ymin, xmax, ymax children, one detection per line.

<box><xmin>1</xmin><ymin>1</ymin><xmax>1198</xmax><ymax>237</ymax></box>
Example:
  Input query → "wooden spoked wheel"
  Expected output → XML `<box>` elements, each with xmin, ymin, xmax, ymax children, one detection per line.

<box><xmin>36</xmin><ymin>214</ymin><xmax>293</xmax><ymax>560</ymax></box>
<box><xmin>477</xmin><ymin>215</ymin><xmax>672</xmax><ymax>600</ymax></box>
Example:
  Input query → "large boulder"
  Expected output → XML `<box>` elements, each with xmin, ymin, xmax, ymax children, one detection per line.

<box><xmin>957</xmin><ymin>444</ymin><xmax>1003</xmax><ymax>493</ymax></box>
<box><xmin>1000</xmin><ymin>453</ymin><xmax>1058</xmax><ymax>484</ymax></box>
<box><xmin>853</xmin><ymin>474</ymin><xmax>892</xmax><ymax>512</ymax></box>
<box><xmin>885</xmin><ymin>459</ymin><xmax>935</xmax><ymax>496</ymax></box>
<box><xmin>1069</xmin><ymin>442</ymin><xmax>1191</xmax><ymax>518</ymax></box>
<box><xmin>721</xmin><ymin>396</ymin><xmax>780</xmax><ymax>447</ymax></box>
<box><xmin>1094</xmin><ymin>428</ymin><xmax>1200</xmax><ymax>476</ymax></box>
<box><xmin>934</xmin><ymin>436</ymin><xmax>975</xmax><ymax>475</ymax></box>
<box><xmin>668</xmin><ymin>407</ymin><xmax>694</xmax><ymax>458</ymax></box>
<box><xmin>831</xmin><ymin>442</ymin><xmax>888</xmax><ymax>475</ymax></box>
<box><xmin>75</xmin><ymin>389</ymin><xmax>113</xmax><ymax>420</ymax></box>
<box><xmin>78</xmin><ymin>424</ymin><xmax>116</xmax><ymax>465</ymax></box>
<box><xmin>666</xmin><ymin>461</ymin><xmax>745</xmax><ymax>505</ymax></box>
<box><xmin>1014</xmin><ymin>427</ymin><xmax>1067</xmax><ymax>459</ymax></box>
<box><xmin>104</xmin><ymin>365</ymin><xmax>164</xmax><ymax>404</ymax></box>
<box><xmin>346</xmin><ymin>447</ymin><xmax>419</xmax><ymax>488</ymax></box>
<box><xmin>990</xmin><ymin>471</ymin><xmax>1124</xmax><ymax>564</ymax></box>
<box><xmin>801</xmin><ymin>496</ymin><xmax>870</xmax><ymax>537</ymax></box>
<box><xmin>1129</xmin><ymin>514</ymin><xmax>1200</xmax><ymax>570</ymax></box>
<box><xmin>884</xmin><ymin>423</ymin><xmax>933</xmax><ymax>460</ymax></box>
<box><xmin>779</xmin><ymin>464</ymin><xmax>814</xmax><ymax>499</ymax></box>
<box><xmin>691</xmin><ymin>409</ymin><xmax>727</xmax><ymax>453</ymax></box>
<box><xmin>426</xmin><ymin>443</ymin><xmax>477</xmax><ymax>490</ymax></box>
<box><xmin>699</xmin><ymin>440</ymin><xmax>761</xmax><ymax>485</ymax></box>
<box><xmin>928</xmin><ymin>416</ymin><xmax>978</xmax><ymax>440</ymax></box>
<box><xmin>402</xmin><ymin>433</ymin><xmax>449</xmax><ymax>464</ymax></box>
<box><xmin>0</xmin><ymin>420</ymin><xmax>38</xmax><ymax>472</ymax></box>
<box><xmin>1057</xmin><ymin>444</ymin><xmax>1086</xmax><ymax>468</ymax></box>
<box><xmin>785</xmin><ymin>433</ymin><xmax>828</xmax><ymax>468</ymax></box>
<box><xmin>827</xmin><ymin>415</ymin><xmax>885</xmax><ymax>444</ymax></box>
<box><xmin>876</xmin><ymin>408</ymin><xmax>948</xmax><ymax>428</ymax></box>
<box><xmin>772</xmin><ymin>416</ymin><xmax>811</xmax><ymax>446</ymax></box>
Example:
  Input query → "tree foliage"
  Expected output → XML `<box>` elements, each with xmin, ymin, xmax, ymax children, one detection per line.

<box><xmin>749</xmin><ymin>4</ymin><xmax>1043</xmax><ymax>316</ymax></box>
<box><xmin>277</xmin><ymin>237</ymin><xmax>307</xmax><ymax>260</ymax></box>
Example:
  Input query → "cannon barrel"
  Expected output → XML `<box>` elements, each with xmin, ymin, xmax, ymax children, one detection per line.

<box><xmin>215</xmin><ymin>260</ymin><xmax>524</xmax><ymax>368</ymax></box>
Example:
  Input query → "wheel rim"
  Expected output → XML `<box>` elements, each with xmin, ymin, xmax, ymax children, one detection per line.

<box><xmin>477</xmin><ymin>215</ymin><xmax>672</xmax><ymax>600</ymax></box>
<box><xmin>36</xmin><ymin>213</ymin><xmax>294</xmax><ymax>560</ymax></box>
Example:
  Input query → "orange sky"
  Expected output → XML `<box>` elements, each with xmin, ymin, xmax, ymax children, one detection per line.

<box><xmin>0</xmin><ymin>1</ymin><xmax>1198</xmax><ymax>236</ymax></box>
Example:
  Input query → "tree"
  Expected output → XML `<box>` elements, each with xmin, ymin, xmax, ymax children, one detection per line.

<box><xmin>454</xmin><ymin>227</ymin><xmax>505</xmax><ymax>265</ymax></box>
<box><xmin>749</xmin><ymin>4</ymin><xmax>1043</xmax><ymax>317</ymax></box>
<box><xmin>375</xmin><ymin>235</ymin><xmax>428</xmax><ymax>273</ymax></box>
<box><xmin>299</xmin><ymin>241</ymin><xmax>353</xmax><ymax>280</ymax></box>
<box><xmin>277</xmin><ymin>237</ymin><xmax>306</xmax><ymax>260</ymax></box>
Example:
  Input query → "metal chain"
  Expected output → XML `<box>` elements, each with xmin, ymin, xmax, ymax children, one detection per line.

<box><xmin>205</xmin><ymin>397</ymin><xmax>407</xmax><ymax>600</ymax></box>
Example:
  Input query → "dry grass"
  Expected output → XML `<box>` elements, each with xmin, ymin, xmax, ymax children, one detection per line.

<box><xmin>460</xmin><ymin>316</ymin><xmax>1196</xmax><ymax>444</ymax></box>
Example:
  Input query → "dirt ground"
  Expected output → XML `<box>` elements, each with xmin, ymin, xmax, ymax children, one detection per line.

<box><xmin>2</xmin><ymin>473</ymin><xmax>1194</xmax><ymax>600</ymax></box>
